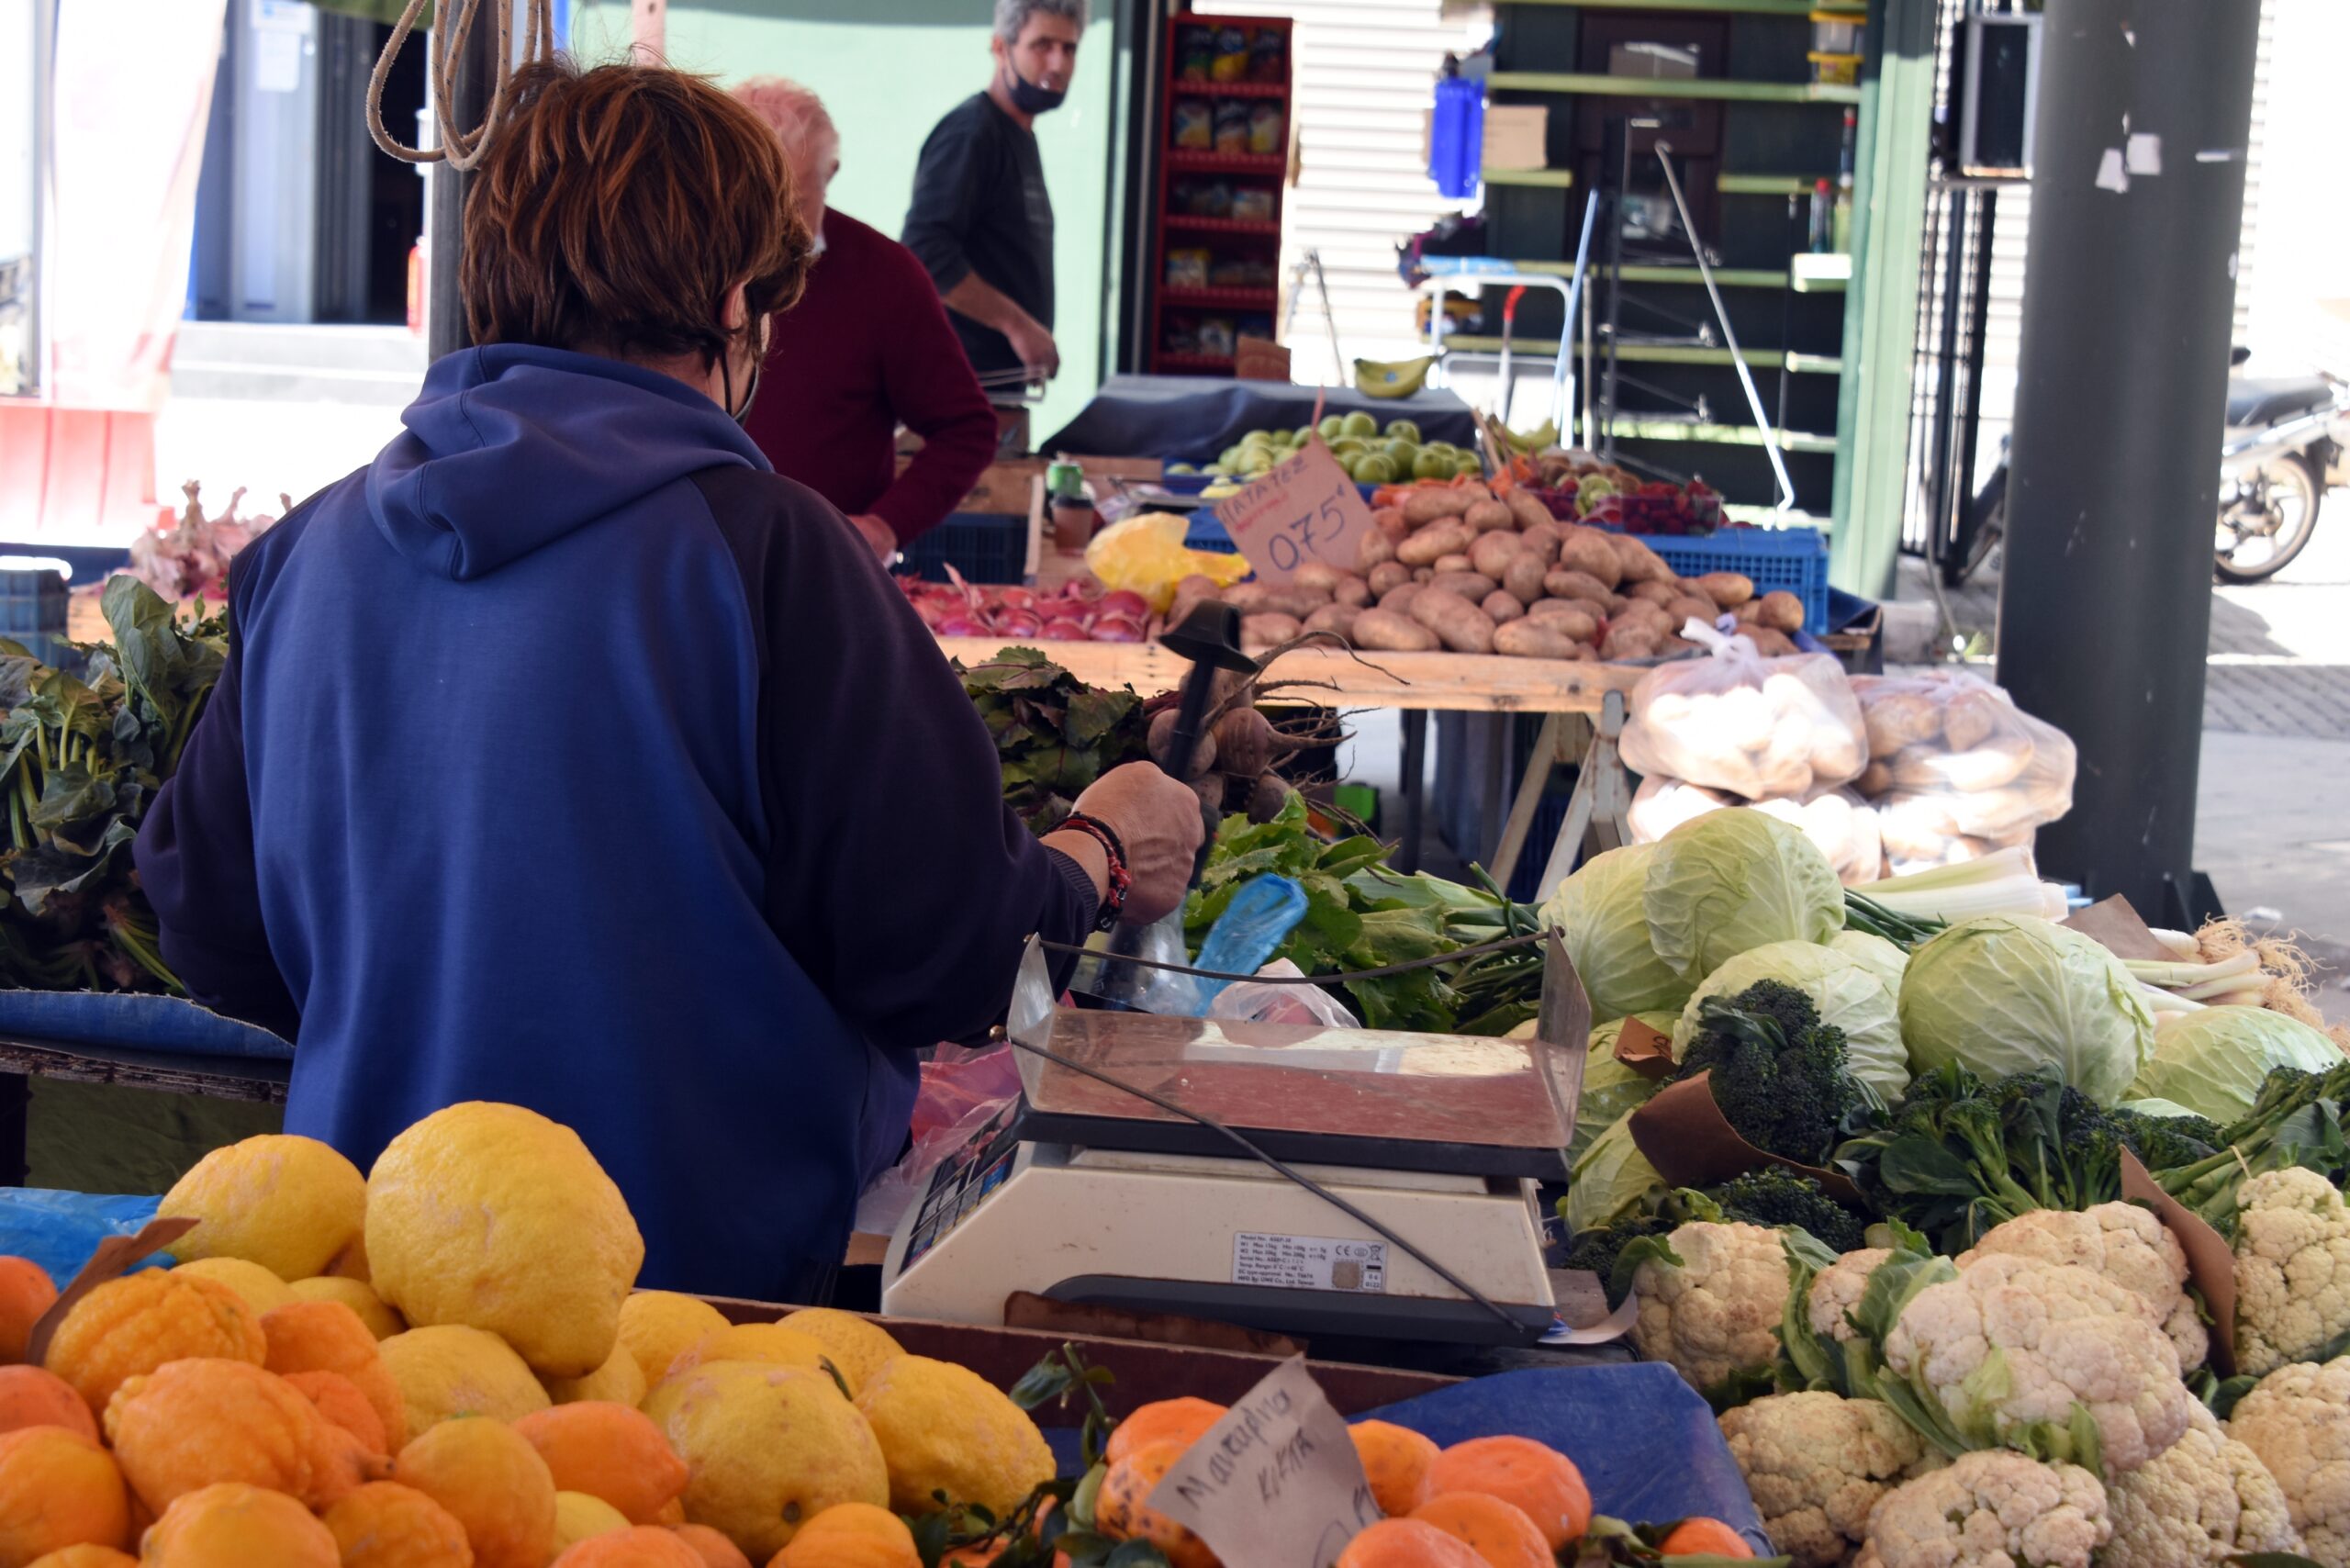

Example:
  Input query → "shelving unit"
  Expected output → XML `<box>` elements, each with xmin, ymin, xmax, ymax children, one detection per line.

<box><xmin>1144</xmin><ymin>14</ymin><xmax>1295</xmax><ymax>376</ymax></box>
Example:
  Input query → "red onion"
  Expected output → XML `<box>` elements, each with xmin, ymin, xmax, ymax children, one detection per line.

<box><xmin>934</xmin><ymin>615</ymin><xmax>990</xmax><ymax>637</ymax></box>
<box><xmin>1097</xmin><ymin>590</ymin><xmax>1150</xmax><ymax>620</ymax></box>
<box><xmin>1091</xmin><ymin>614</ymin><xmax>1146</xmax><ymax>642</ymax></box>
<box><xmin>996</xmin><ymin>610</ymin><xmax>1044</xmax><ymax>637</ymax></box>
<box><xmin>1037</xmin><ymin>619</ymin><xmax>1091</xmax><ymax>641</ymax></box>
<box><xmin>997</xmin><ymin>586</ymin><xmax>1036</xmax><ymax>611</ymax></box>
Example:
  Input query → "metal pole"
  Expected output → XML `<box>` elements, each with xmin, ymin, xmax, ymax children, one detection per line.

<box><xmin>1994</xmin><ymin>0</ymin><xmax>2258</xmax><ymax>923</ymax></box>
<box><xmin>425</xmin><ymin>12</ymin><xmax>499</xmax><ymax>361</ymax></box>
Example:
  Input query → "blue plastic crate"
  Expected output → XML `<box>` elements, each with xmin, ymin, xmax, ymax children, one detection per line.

<box><xmin>0</xmin><ymin>568</ymin><xmax>67</xmax><ymax>636</ymax></box>
<box><xmin>1184</xmin><ymin>513</ymin><xmax>1240</xmax><ymax>554</ymax></box>
<box><xmin>1642</xmin><ymin>525</ymin><xmax>1830</xmax><ymax>634</ymax></box>
<box><xmin>900</xmin><ymin>511</ymin><xmax>1028</xmax><ymax>585</ymax></box>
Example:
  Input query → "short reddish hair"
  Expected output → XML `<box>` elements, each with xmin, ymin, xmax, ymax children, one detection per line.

<box><xmin>464</xmin><ymin>61</ymin><xmax>812</xmax><ymax>366</ymax></box>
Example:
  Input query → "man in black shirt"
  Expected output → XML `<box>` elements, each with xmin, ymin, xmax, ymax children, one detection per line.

<box><xmin>903</xmin><ymin>0</ymin><xmax>1085</xmax><ymax>389</ymax></box>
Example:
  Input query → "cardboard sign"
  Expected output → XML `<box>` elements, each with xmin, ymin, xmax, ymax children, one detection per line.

<box><xmin>24</xmin><ymin>1216</ymin><xmax>197</xmax><ymax>1366</ymax></box>
<box><xmin>1211</xmin><ymin>438</ymin><xmax>1379</xmax><ymax>585</ymax></box>
<box><xmin>2121</xmin><ymin>1149</ymin><xmax>2241</xmax><ymax>1377</ymax></box>
<box><xmin>2063</xmin><ymin>895</ymin><xmax>2177</xmax><ymax>964</ymax></box>
<box><xmin>1147</xmin><ymin>1356</ymin><xmax>1382</xmax><ymax>1568</ymax></box>
<box><xmin>1613</xmin><ymin>1016</ymin><xmax>1679</xmax><ymax>1082</ymax></box>
<box><xmin>1628</xmin><ymin>1070</ymin><xmax>1868</xmax><ymax>1204</ymax></box>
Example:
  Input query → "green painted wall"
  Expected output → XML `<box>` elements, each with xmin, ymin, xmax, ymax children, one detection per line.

<box><xmin>568</xmin><ymin>0</ymin><xmax>1122</xmax><ymax>440</ymax></box>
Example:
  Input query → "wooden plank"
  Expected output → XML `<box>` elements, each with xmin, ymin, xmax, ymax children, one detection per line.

<box><xmin>934</xmin><ymin>639</ymin><xmax>1636</xmax><ymax>713</ymax></box>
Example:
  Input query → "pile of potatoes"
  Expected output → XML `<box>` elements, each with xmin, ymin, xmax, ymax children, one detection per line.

<box><xmin>1169</xmin><ymin>480</ymin><xmax>1807</xmax><ymax>662</ymax></box>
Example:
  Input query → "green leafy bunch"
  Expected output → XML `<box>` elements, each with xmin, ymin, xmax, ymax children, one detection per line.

<box><xmin>958</xmin><ymin>648</ymin><xmax>1147</xmax><ymax>834</ymax></box>
<box><xmin>0</xmin><ymin>577</ymin><xmax>226</xmax><ymax>994</ymax></box>
<box><xmin>2154</xmin><ymin>1060</ymin><xmax>2350</xmax><ymax>1234</ymax></box>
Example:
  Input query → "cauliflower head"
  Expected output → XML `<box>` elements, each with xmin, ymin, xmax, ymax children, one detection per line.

<box><xmin>1854</xmin><ymin>1449</ymin><xmax>2109</xmax><ymax>1568</ymax></box>
<box><xmin>2227</xmin><ymin>1354</ymin><xmax>2350</xmax><ymax>1568</ymax></box>
<box><xmin>1880</xmin><ymin>1253</ymin><xmax>2194</xmax><ymax>1474</ymax></box>
<box><xmin>2232</xmin><ymin>1165</ymin><xmax>2350</xmax><ymax>1377</ymax></box>
<box><xmin>1719</xmin><ymin>1391</ymin><xmax>1930</xmax><ymax>1568</ymax></box>
<box><xmin>2101</xmin><ymin>1406</ymin><xmax>2300</xmax><ymax>1567</ymax></box>
<box><xmin>1809</xmin><ymin>1247</ymin><xmax>1891</xmax><ymax>1344</ymax></box>
<box><xmin>1960</xmin><ymin>1203</ymin><xmax>2207</xmax><ymax>1370</ymax></box>
<box><xmin>1630</xmin><ymin>1219</ymin><xmax>1788</xmax><ymax>1393</ymax></box>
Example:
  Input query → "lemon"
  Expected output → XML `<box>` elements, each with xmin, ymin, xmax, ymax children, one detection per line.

<box><xmin>378</xmin><ymin>1323</ymin><xmax>552</xmax><ymax>1444</ymax></box>
<box><xmin>365</xmin><ymin>1102</ymin><xmax>643</xmax><ymax>1380</ymax></box>
<box><xmin>658</xmin><ymin>1323</ymin><xmax>834</xmax><ymax>1388</ymax></box>
<box><xmin>172</xmin><ymin>1257</ymin><xmax>296</xmax><ymax>1316</ymax></box>
<box><xmin>553</xmin><ymin>1490</ymin><xmax>631</xmax><ymax>1552</ymax></box>
<box><xmin>778</xmin><ymin>1309</ymin><xmax>904</xmax><ymax>1396</ymax></box>
<box><xmin>855</xmin><ymin>1356</ymin><xmax>1054</xmax><ymax>1518</ymax></box>
<box><xmin>643</xmin><ymin>1361</ymin><xmax>888</xmax><ymax>1562</ymax></box>
<box><xmin>289</xmin><ymin>1276</ymin><xmax>406</xmax><ymax>1340</ymax></box>
<box><xmin>543</xmin><ymin>1340</ymin><xmax>648</xmax><ymax>1406</ymax></box>
<box><xmin>159</xmin><ymin>1134</ymin><xmax>366</xmax><ymax>1280</ymax></box>
<box><xmin>617</xmin><ymin>1292</ymin><xmax>731</xmax><ymax>1390</ymax></box>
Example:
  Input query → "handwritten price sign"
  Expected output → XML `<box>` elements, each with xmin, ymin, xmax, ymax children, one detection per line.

<box><xmin>1147</xmin><ymin>1357</ymin><xmax>1381</xmax><ymax>1568</ymax></box>
<box><xmin>1211</xmin><ymin>437</ymin><xmax>1380</xmax><ymax>584</ymax></box>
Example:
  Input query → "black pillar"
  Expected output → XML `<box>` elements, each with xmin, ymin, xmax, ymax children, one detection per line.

<box><xmin>425</xmin><ymin>19</ymin><xmax>499</xmax><ymax>361</ymax></box>
<box><xmin>1994</xmin><ymin>0</ymin><xmax>2259</xmax><ymax>921</ymax></box>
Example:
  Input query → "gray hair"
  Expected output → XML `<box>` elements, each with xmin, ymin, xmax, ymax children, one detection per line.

<box><xmin>994</xmin><ymin>0</ymin><xmax>1088</xmax><ymax>46</ymax></box>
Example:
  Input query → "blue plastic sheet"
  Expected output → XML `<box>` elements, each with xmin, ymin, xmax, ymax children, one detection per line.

<box><xmin>0</xmin><ymin>1189</ymin><xmax>166</xmax><ymax>1282</ymax></box>
<box><xmin>0</xmin><ymin>989</ymin><xmax>292</xmax><ymax>1059</ymax></box>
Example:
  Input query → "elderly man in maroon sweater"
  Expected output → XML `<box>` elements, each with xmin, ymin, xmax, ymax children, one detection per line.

<box><xmin>734</xmin><ymin>78</ymin><xmax>999</xmax><ymax>560</ymax></box>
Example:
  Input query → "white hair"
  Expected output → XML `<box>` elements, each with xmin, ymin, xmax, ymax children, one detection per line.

<box><xmin>731</xmin><ymin>76</ymin><xmax>839</xmax><ymax>163</ymax></box>
<box><xmin>994</xmin><ymin>0</ymin><xmax>1087</xmax><ymax>47</ymax></box>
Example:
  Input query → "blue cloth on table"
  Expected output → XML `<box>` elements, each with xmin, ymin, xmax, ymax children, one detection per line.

<box><xmin>0</xmin><ymin>991</ymin><xmax>292</xmax><ymax>1059</ymax></box>
<box><xmin>0</xmin><ymin>1190</ymin><xmax>166</xmax><ymax>1283</ymax></box>
<box><xmin>1041</xmin><ymin>375</ymin><xmax>1480</xmax><ymax>464</ymax></box>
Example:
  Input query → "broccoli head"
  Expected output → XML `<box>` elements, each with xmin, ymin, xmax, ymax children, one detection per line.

<box><xmin>1677</xmin><ymin>981</ymin><xmax>1864</xmax><ymax>1164</ymax></box>
<box><xmin>2110</xmin><ymin>1104</ymin><xmax>2221</xmax><ymax>1173</ymax></box>
<box><xmin>1706</xmin><ymin>1168</ymin><xmax>1870</xmax><ymax>1254</ymax></box>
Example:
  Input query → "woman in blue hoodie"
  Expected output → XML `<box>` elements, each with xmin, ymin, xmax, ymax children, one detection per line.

<box><xmin>132</xmin><ymin>61</ymin><xmax>1202</xmax><ymax>1303</ymax></box>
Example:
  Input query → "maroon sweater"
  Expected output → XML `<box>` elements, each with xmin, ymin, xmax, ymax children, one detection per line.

<box><xmin>744</xmin><ymin>209</ymin><xmax>999</xmax><ymax>545</ymax></box>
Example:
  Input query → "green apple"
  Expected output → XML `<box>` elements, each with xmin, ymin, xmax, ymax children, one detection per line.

<box><xmin>1339</xmin><ymin>410</ymin><xmax>1379</xmax><ymax>440</ymax></box>
<box><xmin>1317</xmin><ymin>415</ymin><xmax>1346</xmax><ymax>440</ymax></box>
<box><xmin>1384</xmin><ymin>419</ymin><xmax>1423</xmax><ymax>444</ymax></box>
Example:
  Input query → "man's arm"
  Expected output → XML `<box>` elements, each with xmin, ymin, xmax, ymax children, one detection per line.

<box><xmin>867</xmin><ymin>252</ymin><xmax>1002</xmax><ymax>546</ymax></box>
<box><xmin>937</xmin><ymin>276</ymin><xmax>1058</xmax><ymax>379</ymax></box>
<box><xmin>902</xmin><ymin>109</ymin><xmax>1058</xmax><ymax>377</ymax></box>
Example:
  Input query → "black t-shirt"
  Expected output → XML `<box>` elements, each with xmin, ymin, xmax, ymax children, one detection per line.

<box><xmin>902</xmin><ymin>93</ymin><xmax>1055</xmax><ymax>380</ymax></box>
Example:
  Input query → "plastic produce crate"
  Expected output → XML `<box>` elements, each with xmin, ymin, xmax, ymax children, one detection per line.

<box><xmin>1184</xmin><ymin>513</ymin><xmax>1240</xmax><ymax>554</ymax></box>
<box><xmin>0</xmin><ymin>570</ymin><xmax>70</xmax><ymax>665</ymax></box>
<box><xmin>1642</xmin><ymin>525</ymin><xmax>1830</xmax><ymax>634</ymax></box>
<box><xmin>900</xmin><ymin>511</ymin><xmax>1028</xmax><ymax>585</ymax></box>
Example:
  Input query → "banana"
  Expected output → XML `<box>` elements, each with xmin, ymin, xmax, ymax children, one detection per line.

<box><xmin>1353</xmin><ymin>355</ymin><xmax>1434</xmax><ymax>399</ymax></box>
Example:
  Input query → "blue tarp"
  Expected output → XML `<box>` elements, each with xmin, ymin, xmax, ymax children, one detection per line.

<box><xmin>1041</xmin><ymin>375</ymin><xmax>1482</xmax><ymax>465</ymax></box>
<box><xmin>0</xmin><ymin>1189</ymin><xmax>166</xmax><ymax>1282</ymax></box>
<box><xmin>0</xmin><ymin>990</ymin><xmax>292</xmax><ymax>1060</ymax></box>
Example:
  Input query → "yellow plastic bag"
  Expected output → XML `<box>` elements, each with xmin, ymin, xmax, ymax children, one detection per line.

<box><xmin>1083</xmin><ymin>511</ymin><xmax>1250</xmax><ymax>615</ymax></box>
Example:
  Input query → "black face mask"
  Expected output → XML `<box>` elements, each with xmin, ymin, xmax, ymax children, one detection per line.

<box><xmin>721</xmin><ymin>344</ymin><xmax>762</xmax><ymax>426</ymax></box>
<box><xmin>1003</xmin><ymin>59</ymin><xmax>1066</xmax><ymax>117</ymax></box>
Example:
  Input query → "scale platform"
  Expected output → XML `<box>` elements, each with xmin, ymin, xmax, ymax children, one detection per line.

<box><xmin>879</xmin><ymin>936</ymin><xmax>1589</xmax><ymax>1346</ymax></box>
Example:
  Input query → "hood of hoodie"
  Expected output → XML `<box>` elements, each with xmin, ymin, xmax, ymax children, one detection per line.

<box><xmin>367</xmin><ymin>344</ymin><xmax>772</xmax><ymax>581</ymax></box>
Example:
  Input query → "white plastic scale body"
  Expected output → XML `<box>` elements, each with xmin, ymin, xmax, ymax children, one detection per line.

<box><xmin>880</xmin><ymin>935</ymin><xmax>1589</xmax><ymax>1345</ymax></box>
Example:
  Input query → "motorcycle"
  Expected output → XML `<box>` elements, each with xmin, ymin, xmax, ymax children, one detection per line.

<box><xmin>1953</xmin><ymin>349</ymin><xmax>2348</xmax><ymax>585</ymax></box>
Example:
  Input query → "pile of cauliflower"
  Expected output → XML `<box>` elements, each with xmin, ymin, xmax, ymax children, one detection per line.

<box><xmin>1621</xmin><ymin>1170</ymin><xmax>2350</xmax><ymax>1567</ymax></box>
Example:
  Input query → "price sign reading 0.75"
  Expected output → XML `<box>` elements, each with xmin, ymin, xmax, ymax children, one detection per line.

<box><xmin>1211</xmin><ymin>436</ymin><xmax>1381</xmax><ymax>585</ymax></box>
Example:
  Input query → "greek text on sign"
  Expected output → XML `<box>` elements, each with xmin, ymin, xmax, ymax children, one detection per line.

<box><xmin>1233</xmin><ymin>1233</ymin><xmax>1388</xmax><ymax>1294</ymax></box>
<box><xmin>1210</xmin><ymin>437</ymin><xmax>1380</xmax><ymax>585</ymax></box>
<box><xmin>1147</xmin><ymin>1356</ymin><xmax>1382</xmax><ymax>1568</ymax></box>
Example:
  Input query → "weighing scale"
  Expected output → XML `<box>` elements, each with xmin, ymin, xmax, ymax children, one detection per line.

<box><xmin>880</xmin><ymin>934</ymin><xmax>1590</xmax><ymax>1346</ymax></box>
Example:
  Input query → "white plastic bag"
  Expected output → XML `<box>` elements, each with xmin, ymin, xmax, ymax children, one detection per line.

<box><xmin>1206</xmin><ymin>959</ymin><xmax>1362</xmax><ymax>1028</ymax></box>
<box><xmin>1618</xmin><ymin>622</ymin><xmax>1868</xmax><ymax>800</ymax></box>
<box><xmin>1851</xmin><ymin>670</ymin><xmax>2075</xmax><ymax>871</ymax></box>
<box><xmin>1629</xmin><ymin>775</ymin><xmax>1885</xmax><ymax>886</ymax></box>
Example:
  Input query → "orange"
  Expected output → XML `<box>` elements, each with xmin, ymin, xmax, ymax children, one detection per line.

<box><xmin>39</xmin><ymin>1271</ymin><xmax>263</xmax><ymax>1419</ymax></box>
<box><xmin>1333</xmin><ymin>1518</ymin><xmax>1484</xmax><ymax>1568</ymax></box>
<box><xmin>553</xmin><ymin>1527</ymin><xmax>706</xmax><ymax>1567</ymax></box>
<box><xmin>321</xmin><ymin>1481</ymin><xmax>476</xmax><ymax>1568</ymax></box>
<box><xmin>1425</xmin><ymin>1437</ymin><xmax>1590</xmax><ymax>1551</ymax></box>
<box><xmin>0</xmin><ymin>1364</ymin><xmax>97</xmax><ymax>1442</ymax></box>
<box><xmin>262</xmin><ymin>1301</ymin><xmax>407</xmax><ymax>1461</ymax></box>
<box><xmin>1655</xmin><ymin>1518</ymin><xmax>1754</xmax><ymax>1558</ymax></box>
<box><xmin>23</xmin><ymin>1548</ymin><xmax>137</xmax><ymax>1568</ymax></box>
<box><xmin>0</xmin><ymin>1425</ymin><xmax>129</xmax><ymax>1563</ymax></box>
<box><xmin>284</xmin><ymin>1368</ymin><xmax>390</xmax><ymax>1454</ymax></box>
<box><xmin>1407</xmin><ymin>1494</ymin><xmax>1551</xmax><ymax>1568</ymax></box>
<box><xmin>671</xmin><ymin>1524</ymin><xmax>755</xmax><ymax>1568</ymax></box>
<box><xmin>1349</xmin><ymin>1421</ymin><xmax>1439</xmax><ymax>1518</ymax></box>
<box><xmin>512</xmin><ymin>1403</ymin><xmax>688</xmax><ymax>1525</ymax></box>
<box><xmin>101</xmin><ymin>1358</ymin><xmax>326</xmax><ymax>1515</ymax></box>
<box><xmin>0</xmin><ymin>1259</ymin><xmax>57</xmax><ymax>1365</ymax></box>
<box><xmin>653</xmin><ymin>1500</ymin><xmax>686</xmax><ymax>1529</ymax></box>
<box><xmin>308</xmin><ymin>1404</ymin><xmax>397</xmax><ymax>1510</ymax></box>
<box><xmin>140</xmin><ymin>1481</ymin><xmax>339</xmax><ymax>1566</ymax></box>
<box><xmin>1095</xmin><ymin>1439</ymin><xmax>1216</xmax><ymax>1568</ymax></box>
<box><xmin>392</xmin><ymin>1417</ymin><xmax>557</xmax><ymax>1568</ymax></box>
<box><xmin>1103</xmin><ymin>1398</ymin><xmax>1225</xmax><ymax>1467</ymax></box>
<box><xmin>770</xmin><ymin>1503</ymin><xmax>919</xmax><ymax>1568</ymax></box>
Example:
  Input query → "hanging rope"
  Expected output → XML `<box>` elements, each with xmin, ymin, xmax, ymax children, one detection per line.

<box><xmin>365</xmin><ymin>0</ymin><xmax>560</xmax><ymax>173</ymax></box>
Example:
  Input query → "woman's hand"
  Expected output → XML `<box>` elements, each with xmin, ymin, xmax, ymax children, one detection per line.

<box><xmin>1059</xmin><ymin>761</ymin><xmax>1206</xmax><ymax>924</ymax></box>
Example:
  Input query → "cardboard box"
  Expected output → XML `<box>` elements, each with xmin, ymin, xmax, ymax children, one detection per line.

<box><xmin>1483</xmin><ymin>105</ymin><xmax>1550</xmax><ymax>173</ymax></box>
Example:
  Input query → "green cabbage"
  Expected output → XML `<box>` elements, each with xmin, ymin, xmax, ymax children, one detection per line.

<box><xmin>1566</xmin><ymin>1111</ymin><xmax>1662</xmax><ymax>1235</ymax></box>
<box><xmin>2118</xmin><ymin>1096</ymin><xmax>2205</xmax><ymax>1122</ymax></box>
<box><xmin>1640</xmin><ymin>811</ymin><xmax>1843</xmax><ymax>983</ymax></box>
<box><xmin>1830</xmin><ymin>929</ymin><xmax>1909</xmax><ymax>1001</ymax></box>
<box><xmin>1543</xmin><ymin>844</ymin><xmax>1692</xmax><ymax>1022</ymax></box>
<box><xmin>1573</xmin><ymin>1013</ymin><xmax>1676</xmax><ymax>1159</ymax></box>
<box><xmin>1670</xmin><ymin>939</ymin><xmax>1909</xmax><ymax>1103</ymax></box>
<box><xmin>1898</xmin><ymin>915</ymin><xmax>2155</xmax><ymax>1105</ymax></box>
<box><xmin>2127</xmin><ymin>1005</ymin><xmax>2344</xmax><ymax>1123</ymax></box>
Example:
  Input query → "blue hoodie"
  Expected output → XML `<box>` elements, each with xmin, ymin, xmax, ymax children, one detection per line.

<box><xmin>136</xmin><ymin>345</ymin><xmax>1097</xmax><ymax>1300</ymax></box>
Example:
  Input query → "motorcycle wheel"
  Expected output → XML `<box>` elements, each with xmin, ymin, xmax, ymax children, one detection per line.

<box><xmin>2215</xmin><ymin>452</ymin><xmax>2322</xmax><ymax>583</ymax></box>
